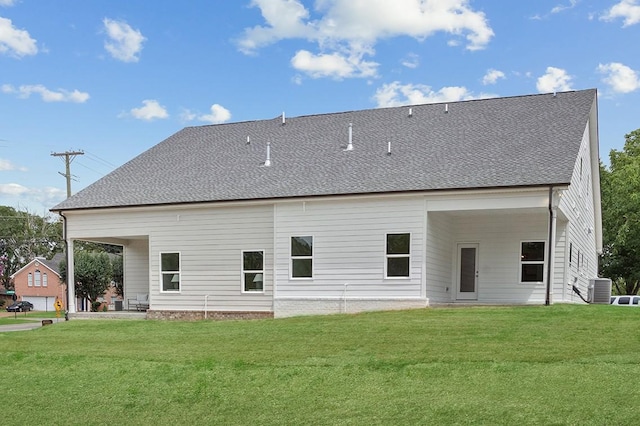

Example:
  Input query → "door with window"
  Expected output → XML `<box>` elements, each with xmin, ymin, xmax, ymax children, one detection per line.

<box><xmin>457</xmin><ymin>243</ymin><xmax>478</xmax><ymax>300</ymax></box>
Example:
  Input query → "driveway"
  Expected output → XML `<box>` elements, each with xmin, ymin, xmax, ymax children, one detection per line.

<box><xmin>0</xmin><ymin>312</ymin><xmax>61</xmax><ymax>332</ymax></box>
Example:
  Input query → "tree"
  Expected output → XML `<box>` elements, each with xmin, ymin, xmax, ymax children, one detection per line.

<box><xmin>600</xmin><ymin>128</ymin><xmax>640</xmax><ymax>295</ymax></box>
<box><xmin>60</xmin><ymin>251</ymin><xmax>113</xmax><ymax>311</ymax></box>
<box><xmin>0</xmin><ymin>207</ymin><xmax>63</xmax><ymax>289</ymax></box>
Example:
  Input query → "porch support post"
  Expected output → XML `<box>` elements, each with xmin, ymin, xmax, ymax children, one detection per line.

<box><xmin>67</xmin><ymin>238</ymin><xmax>76</xmax><ymax>314</ymax></box>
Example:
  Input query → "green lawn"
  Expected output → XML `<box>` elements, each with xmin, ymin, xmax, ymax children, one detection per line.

<box><xmin>0</xmin><ymin>305</ymin><xmax>638</xmax><ymax>425</ymax></box>
<box><xmin>0</xmin><ymin>310</ymin><xmax>60</xmax><ymax>325</ymax></box>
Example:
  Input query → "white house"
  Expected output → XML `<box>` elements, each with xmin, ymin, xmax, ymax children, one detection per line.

<box><xmin>51</xmin><ymin>89</ymin><xmax>602</xmax><ymax>319</ymax></box>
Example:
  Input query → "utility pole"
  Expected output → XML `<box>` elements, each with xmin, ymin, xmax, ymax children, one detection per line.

<box><xmin>51</xmin><ymin>150</ymin><xmax>84</xmax><ymax>197</ymax></box>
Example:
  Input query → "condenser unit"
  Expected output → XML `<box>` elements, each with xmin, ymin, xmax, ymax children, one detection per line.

<box><xmin>588</xmin><ymin>278</ymin><xmax>612</xmax><ymax>304</ymax></box>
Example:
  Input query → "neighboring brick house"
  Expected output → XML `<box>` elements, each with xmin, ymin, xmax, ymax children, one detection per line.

<box><xmin>11</xmin><ymin>253</ymin><xmax>65</xmax><ymax>311</ymax></box>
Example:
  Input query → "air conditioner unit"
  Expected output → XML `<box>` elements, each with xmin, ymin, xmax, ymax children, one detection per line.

<box><xmin>588</xmin><ymin>278</ymin><xmax>612</xmax><ymax>304</ymax></box>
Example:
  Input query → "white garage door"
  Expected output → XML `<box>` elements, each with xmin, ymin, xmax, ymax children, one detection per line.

<box><xmin>22</xmin><ymin>296</ymin><xmax>55</xmax><ymax>311</ymax></box>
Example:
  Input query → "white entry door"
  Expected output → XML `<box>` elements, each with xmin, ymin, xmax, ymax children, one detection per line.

<box><xmin>457</xmin><ymin>243</ymin><xmax>478</xmax><ymax>300</ymax></box>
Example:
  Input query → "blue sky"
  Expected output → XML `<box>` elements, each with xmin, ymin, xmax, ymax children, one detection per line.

<box><xmin>1</xmin><ymin>0</ymin><xmax>639</xmax><ymax>215</ymax></box>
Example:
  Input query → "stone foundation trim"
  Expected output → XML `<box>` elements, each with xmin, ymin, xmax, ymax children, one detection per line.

<box><xmin>146</xmin><ymin>310</ymin><xmax>274</xmax><ymax>321</ymax></box>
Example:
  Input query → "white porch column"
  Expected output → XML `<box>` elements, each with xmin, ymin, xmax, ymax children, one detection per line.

<box><xmin>67</xmin><ymin>239</ymin><xmax>76</xmax><ymax>313</ymax></box>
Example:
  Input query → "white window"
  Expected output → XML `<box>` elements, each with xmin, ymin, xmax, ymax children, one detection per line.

<box><xmin>291</xmin><ymin>236</ymin><xmax>313</xmax><ymax>278</ymax></box>
<box><xmin>28</xmin><ymin>273</ymin><xmax>33</xmax><ymax>287</ymax></box>
<box><xmin>242</xmin><ymin>250</ymin><xmax>264</xmax><ymax>292</ymax></box>
<box><xmin>43</xmin><ymin>273</ymin><xmax>48</xmax><ymax>287</ymax></box>
<box><xmin>520</xmin><ymin>242</ymin><xmax>545</xmax><ymax>283</ymax></box>
<box><xmin>34</xmin><ymin>270</ymin><xmax>41</xmax><ymax>287</ymax></box>
<box><xmin>160</xmin><ymin>252</ymin><xmax>180</xmax><ymax>292</ymax></box>
<box><xmin>386</xmin><ymin>233</ymin><xmax>411</xmax><ymax>278</ymax></box>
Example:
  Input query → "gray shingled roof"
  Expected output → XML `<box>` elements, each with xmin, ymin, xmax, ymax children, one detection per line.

<box><xmin>52</xmin><ymin>89</ymin><xmax>597</xmax><ymax>211</ymax></box>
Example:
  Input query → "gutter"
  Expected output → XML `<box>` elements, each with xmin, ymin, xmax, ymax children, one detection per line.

<box><xmin>546</xmin><ymin>186</ymin><xmax>560</xmax><ymax>306</ymax></box>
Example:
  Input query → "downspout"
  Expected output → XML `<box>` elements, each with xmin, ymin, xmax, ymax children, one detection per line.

<box><xmin>546</xmin><ymin>187</ymin><xmax>558</xmax><ymax>306</ymax></box>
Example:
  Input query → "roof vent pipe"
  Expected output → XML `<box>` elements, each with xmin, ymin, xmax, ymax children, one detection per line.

<box><xmin>408</xmin><ymin>107</ymin><xmax>413</xmax><ymax>117</ymax></box>
<box><xmin>445</xmin><ymin>103</ymin><xmax>449</xmax><ymax>113</ymax></box>
<box><xmin>346</xmin><ymin>123</ymin><xmax>353</xmax><ymax>151</ymax></box>
<box><xmin>246</xmin><ymin>136</ymin><xmax>250</xmax><ymax>145</ymax></box>
<box><xmin>282</xmin><ymin>111</ymin><xmax>285</xmax><ymax>125</ymax></box>
<box><xmin>387</xmin><ymin>141</ymin><xmax>392</xmax><ymax>155</ymax></box>
<box><xmin>264</xmin><ymin>142</ymin><xmax>272</xmax><ymax>167</ymax></box>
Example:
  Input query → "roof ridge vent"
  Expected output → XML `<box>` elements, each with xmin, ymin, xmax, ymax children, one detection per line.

<box><xmin>345</xmin><ymin>123</ymin><xmax>353</xmax><ymax>151</ymax></box>
<box><xmin>264</xmin><ymin>142</ymin><xmax>271</xmax><ymax>167</ymax></box>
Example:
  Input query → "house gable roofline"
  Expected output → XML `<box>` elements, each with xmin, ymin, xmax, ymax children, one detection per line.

<box><xmin>10</xmin><ymin>255</ymin><xmax>63</xmax><ymax>279</ymax></box>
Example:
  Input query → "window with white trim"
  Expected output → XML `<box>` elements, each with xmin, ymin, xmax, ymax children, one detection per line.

<box><xmin>161</xmin><ymin>252</ymin><xmax>180</xmax><ymax>292</ymax></box>
<box><xmin>34</xmin><ymin>270</ymin><xmax>41</xmax><ymax>287</ymax></box>
<box><xmin>386</xmin><ymin>233</ymin><xmax>411</xmax><ymax>278</ymax></box>
<box><xmin>520</xmin><ymin>242</ymin><xmax>545</xmax><ymax>283</ymax></box>
<box><xmin>28</xmin><ymin>273</ymin><xmax>33</xmax><ymax>287</ymax></box>
<box><xmin>291</xmin><ymin>236</ymin><xmax>313</xmax><ymax>278</ymax></box>
<box><xmin>43</xmin><ymin>273</ymin><xmax>48</xmax><ymax>287</ymax></box>
<box><xmin>242</xmin><ymin>250</ymin><xmax>264</xmax><ymax>292</ymax></box>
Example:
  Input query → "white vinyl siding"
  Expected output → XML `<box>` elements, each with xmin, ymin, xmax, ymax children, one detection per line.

<box><xmin>557</xmin><ymin>123</ymin><xmax>600</xmax><ymax>302</ymax></box>
<box><xmin>425</xmin><ymin>212</ymin><xmax>454</xmax><ymax>302</ymax></box>
<box><xmin>275</xmin><ymin>197</ymin><xmax>424</xmax><ymax>299</ymax></box>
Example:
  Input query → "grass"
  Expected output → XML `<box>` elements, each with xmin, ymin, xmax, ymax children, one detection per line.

<box><xmin>0</xmin><ymin>310</ymin><xmax>61</xmax><ymax>325</ymax></box>
<box><xmin>0</xmin><ymin>305</ymin><xmax>638</xmax><ymax>425</ymax></box>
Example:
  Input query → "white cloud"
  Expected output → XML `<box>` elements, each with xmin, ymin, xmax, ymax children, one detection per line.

<box><xmin>0</xmin><ymin>0</ymin><xmax>17</xmax><ymax>6</ymax></box>
<box><xmin>401</xmin><ymin>53</ymin><xmax>419</xmax><ymax>69</ymax></box>
<box><xmin>482</xmin><ymin>69</ymin><xmax>505</xmax><ymax>85</ymax></box>
<box><xmin>0</xmin><ymin>158</ymin><xmax>27</xmax><ymax>171</ymax></box>
<box><xmin>0</xmin><ymin>184</ymin><xmax>66</xmax><ymax>212</ymax></box>
<box><xmin>103</xmin><ymin>18</ymin><xmax>146</xmax><ymax>62</ymax></box>
<box><xmin>290</xmin><ymin>49</ymin><xmax>378</xmax><ymax>79</ymax></box>
<box><xmin>181</xmin><ymin>105</ymin><xmax>232</xmax><ymax>124</ymax></box>
<box><xmin>551</xmin><ymin>0</ymin><xmax>578</xmax><ymax>14</ymax></box>
<box><xmin>0</xmin><ymin>183</ymin><xmax>28</xmax><ymax>196</ymax></box>
<box><xmin>598</xmin><ymin>62</ymin><xmax>640</xmax><ymax>93</ymax></box>
<box><xmin>2</xmin><ymin>84</ymin><xmax>90</xmax><ymax>103</ymax></box>
<box><xmin>238</xmin><ymin>0</ymin><xmax>493</xmax><ymax>79</ymax></box>
<box><xmin>536</xmin><ymin>67</ymin><xmax>573</xmax><ymax>93</ymax></box>
<box><xmin>0</xmin><ymin>17</ymin><xmax>37</xmax><ymax>57</ymax></box>
<box><xmin>601</xmin><ymin>0</ymin><xmax>640</xmax><ymax>26</ymax></box>
<box><xmin>198</xmin><ymin>104</ymin><xmax>232</xmax><ymax>124</ymax></box>
<box><xmin>129</xmin><ymin>100</ymin><xmax>169</xmax><ymax>121</ymax></box>
<box><xmin>373</xmin><ymin>81</ymin><xmax>482</xmax><ymax>107</ymax></box>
